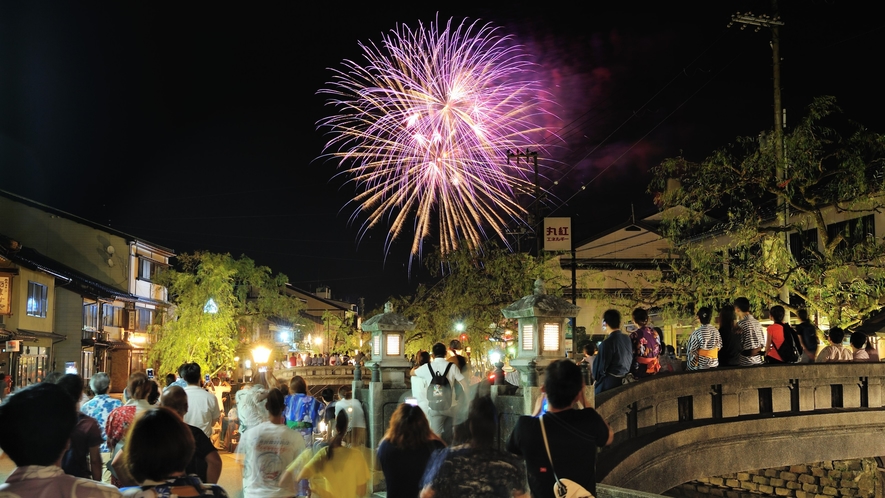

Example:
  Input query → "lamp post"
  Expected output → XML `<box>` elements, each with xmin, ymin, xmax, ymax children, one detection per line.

<box><xmin>490</xmin><ymin>350</ymin><xmax>505</xmax><ymax>386</ymax></box>
<box><xmin>252</xmin><ymin>345</ymin><xmax>271</xmax><ymax>387</ymax></box>
<box><xmin>502</xmin><ymin>279</ymin><xmax>580</xmax><ymax>386</ymax></box>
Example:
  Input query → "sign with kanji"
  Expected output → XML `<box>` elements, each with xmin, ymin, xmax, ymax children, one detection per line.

<box><xmin>6</xmin><ymin>341</ymin><xmax>20</xmax><ymax>352</ymax></box>
<box><xmin>543</xmin><ymin>217</ymin><xmax>572</xmax><ymax>251</ymax></box>
<box><xmin>0</xmin><ymin>275</ymin><xmax>11</xmax><ymax>315</ymax></box>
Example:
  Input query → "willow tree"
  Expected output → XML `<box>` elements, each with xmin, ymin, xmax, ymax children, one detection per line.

<box><xmin>649</xmin><ymin>97</ymin><xmax>885</xmax><ymax>328</ymax></box>
<box><xmin>391</xmin><ymin>242</ymin><xmax>565</xmax><ymax>359</ymax></box>
<box><xmin>150</xmin><ymin>252</ymin><xmax>305</xmax><ymax>376</ymax></box>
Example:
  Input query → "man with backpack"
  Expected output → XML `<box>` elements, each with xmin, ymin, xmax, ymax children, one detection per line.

<box><xmin>414</xmin><ymin>342</ymin><xmax>468</xmax><ymax>443</ymax></box>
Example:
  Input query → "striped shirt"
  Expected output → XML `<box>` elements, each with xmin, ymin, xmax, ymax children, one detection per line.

<box><xmin>737</xmin><ymin>314</ymin><xmax>765</xmax><ymax>366</ymax></box>
<box><xmin>687</xmin><ymin>324</ymin><xmax>722</xmax><ymax>370</ymax></box>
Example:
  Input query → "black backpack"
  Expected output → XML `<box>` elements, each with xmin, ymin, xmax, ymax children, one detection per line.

<box><xmin>777</xmin><ymin>323</ymin><xmax>801</xmax><ymax>363</ymax></box>
<box><xmin>426</xmin><ymin>362</ymin><xmax>454</xmax><ymax>411</ymax></box>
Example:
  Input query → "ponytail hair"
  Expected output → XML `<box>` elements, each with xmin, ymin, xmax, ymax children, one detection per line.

<box><xmin>328</xmin><ymin>409</ymin><xmax>349</xmax><ymax>460</ymax></box>
<box><xmin>265</xmin><ymin>388</ymin><xmax>285</xmax><ymax>417</ymax></box>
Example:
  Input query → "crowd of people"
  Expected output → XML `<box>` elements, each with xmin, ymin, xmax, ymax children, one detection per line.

<box><xmin>0</xmin><ymin>340</ymin><xmax>614</xmax><ymax>498</ymax></box>
<box><xmin>591</xmin><ymin>297</ymin><xmax>880</xmax><ymax>395</ymax></box>
<box><xmin>2</xmin><ymin>300</ymin><xmax>873</xmax><ymax>497</ymax></box>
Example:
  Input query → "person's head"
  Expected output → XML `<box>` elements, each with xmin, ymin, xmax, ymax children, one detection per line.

<box><xmin>289</xmin><ymin>376</ymin><xmax>307</xmax><ymax>395</ymax></box>
<box><xmin>431</xmin><ymin>342</ymin><xmax>447</xmax><ymax>358</ymax></box>
<box><xmin>697</xmin><ymin>307</ymin><xmax>713</xmax><ymax>325</ymax></box>
<box><xmin>632</xmin><ymin>308</ymin><xmax>649</xmax><ymax>327</ymax></box>
<box><xmin>338</xmin><ymin>386</ymin><xmax>353</xmax><ymax>400</ymax></box>
<box><xmin>719</xmin><ymin>305</ymin><xmax>736</xmax><ymax>329</ymax></box>
<box><xmin>603</xmin><ymin>309</ymin><xmax>621</xmax><ymax>330</ymax></box>
<box><xmin>850</xmin><ymin>331</ymin><xmax>867</xmax><ymax>350</ymax></box>
<box><xmin>654</xmin><ymin>327</ymin><xmax>666</xmax><ymax>351</ymax></box>
<box><xmin>165</xmin><ymin>373</ymin><xmax>176</xmax><ymax>386</ymax></box>
<box><xmin>147</xmin><ymin>380</ymin><xmax>161</xmax><ymax>405</ymax></box>
<box><xmin>320</xmin><ymin>387</ymin><xmax>334</xmax><ymax>403</ymax></box>
<box><xmin>798</xmin><ymin>309</ymin><xmax>810</xmax><ymax>322</ymax></box>
<box><xmin>128</xmin><ymin>371</ymin><xmax>151</xmax><ymax>400</ymax></box>
<box><xmin>160</xmin><ymin>385</ymin><xmax>188</xmax><ymax>416</ymax></box>
<box><xmin>418</xmin><ymin>351</ymin><xmax>430</xmax><ymax>366</ymax></box>
<box><xmin>384</xmin><ymin>403</ymin><xmax>436</xmax><ymax>449</ymax></box>
<box><xmin>181</xmin><ymin>363</ymin><xmax>201</xmax><ymax>385</ymax></box>
<box><xmin>582</xmin><ymin>343</ymin><xmax>596</xmax><ymax>356</ymax></box>
<box><xmin>0</xmin><ymin>383</ymin><xmax>77</xmax><ymax>466</ymax></box>
<box><xmin>44</xmin><ymin>371</ymin><xmax>63</xmax><ymax>384</ymax></box>
<box><xmin>449</xmin><ymin>339</ymin><xmax>462</xmax><ymax>352</ymax></box>
<box><xmin>124</xmin><ymin>407</ymin><xmax>195</xmax><ymax>484</ymax></box>
<box><xmin>734</xmin><ymin>297</ymin><xmax>751</xmax><ymax>314</ymax></box>
<box><xmin>828</xmin><ymin>327</ymin><xmax>845</xmax><ymax>345</ymax></box>
<box><xmin>55</xmin><ymin>374</ymin><xmax>84</xmax><ymax>405</ymax></box>
<box><xmin>177</xmin><ymin>363</ymin><xmax>188</xmax><ymax>379</ymax></box>
<box><xmin>466</xmin><ymin>396</ymin><xmax>496</xmax><ymax>449</ymax></box>
<box><xmin>279</xmin><ymin>385</ymin><xmax>289</xmax><ymax>396</ymax></box>
<box><xmin>90</xmin><ymin>372</ymin><xmax>112</xmax><ymax>395</ymax></box>
<box><xmin>265</xmin><ymin>388</ymin><xmax>285</xmax><ymax>417</ymax></box>
<box><xmin>770</xmin><ymin>305</ymin><xmax>786</xmax><ymax>324</ymax></box>
<box><xmin>543</xmin><ymin>360</ymin><xmax>583</xmax><ymax>409</ymax></box>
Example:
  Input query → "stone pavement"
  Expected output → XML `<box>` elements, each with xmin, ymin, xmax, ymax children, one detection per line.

<box><xmin>0</xmin><ymin>450</ymin><xmax>246</xmax><ymax>498</ymax></box>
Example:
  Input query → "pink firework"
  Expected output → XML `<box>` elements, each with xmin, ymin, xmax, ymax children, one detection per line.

<box><xmin>318</xmin><ymin>16</ymin><xmax>547</xmax><ymax>256</ymax></box>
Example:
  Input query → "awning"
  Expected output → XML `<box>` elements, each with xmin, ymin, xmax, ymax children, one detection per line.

<box><xmin>13</xmin><ymin>329</ymin><xmax>67</xmax><ymax>342</ymax></box>
<box><xmin>94</xmin><ymin>340</ymin><xmax>134</xmax><ymax>351</ymax></box>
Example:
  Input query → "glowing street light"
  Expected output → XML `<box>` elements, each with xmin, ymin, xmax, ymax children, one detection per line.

<box><xmin>454</xmin><ymin>322</ymin><xmax>465</xmax><ymax>332</ymax></box>
<box><xmin>252</xmin><ymin>345</ymin><xmax>271</xmax><ymax>387</ymax></box>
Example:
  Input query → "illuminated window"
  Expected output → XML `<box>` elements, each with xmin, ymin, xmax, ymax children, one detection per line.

<box><xmin>373</xmin><ymin>335</ymin><xmax>381</xmax><ymax>357</ymax></box>
<box><xmin>138</xmin><ymin>257</ymin><xmax>166</xmax><ymax>281</ymax></box>
<box><xmin>522</xmin><ymin>324</ymin><xmax>534</xmax><ymax>351</ymax></box>
<box><xmin>387</xmin><ymin>334</ymin><xmax>401</xmax><ymax>356</ymax></box>
<box><xmin>83</xmin><ymin>304</ymin><xmax>98</xmax><ymax>330</ymax></box>
<box><xmin>542</xmin><ymin>323</ymin><xmax>560</xmax><ymax>352</ymax></box>
<box><xmin>26</xmin><ymin>281</ymin><xmax>48</xmax><ymax>318</ymax></box>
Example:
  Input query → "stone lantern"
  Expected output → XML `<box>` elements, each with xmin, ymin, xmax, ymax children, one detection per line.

<box><xmin>502</xmin><ymin>279</ymin><xmax>580</xmax><ymax>386</ymax></box>
<box><xmin>361</xmin><ymin>302</ymin><xmax>414</xmax><ymax>374</ymax></box>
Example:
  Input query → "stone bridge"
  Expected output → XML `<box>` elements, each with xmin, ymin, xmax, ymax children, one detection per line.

<box><xmin>594</xmin><ymin>363</ymin><xmax>885</xmax><ymax>494</ymax></box>
<box><xmin>272</xmin><ymin>365</ymin><xmax>369</xmax><ymax>394</ymax></box>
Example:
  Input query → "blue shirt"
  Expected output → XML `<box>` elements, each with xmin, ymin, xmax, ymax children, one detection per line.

<box><xmin>593</xmin><ymin>330</ymin><xmax>633</xmax><ymax>381</ymax></box>
<box><xmin>81</xmin><ymin>394</ymin><xmax>122</xmax><ymax>452</ymax></box>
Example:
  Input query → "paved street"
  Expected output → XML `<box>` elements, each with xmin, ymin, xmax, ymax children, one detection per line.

<box><xmin>0</xmin><ymin>450</ymin><xmax>246</xmax><ymax>498</ymax></box>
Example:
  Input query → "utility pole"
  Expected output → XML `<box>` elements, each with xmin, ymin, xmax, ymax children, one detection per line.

<box><xmin>730</xmin><ymin>2</ymin><xmax>791</xmax><ymax>311</ymax></box>
<box><xmin>507</xmin><ymin>150</ymin><xmax>541</xmax><ymax>255</ymax></box>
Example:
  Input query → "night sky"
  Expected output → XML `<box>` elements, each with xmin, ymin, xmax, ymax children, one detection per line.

<box><xmin>1</xmin><ymin>1</ymin><xmax>882</xmax><ymax>310</ymax></box>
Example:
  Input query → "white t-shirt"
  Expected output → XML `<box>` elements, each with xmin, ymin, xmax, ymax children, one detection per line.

<box><xmin>183</xmin><ymin>385</ymin><xmax>220</xmax><ymax>437</ymax></box>
<box><xmin>410</xmin><ymin>374</ymin><xmax>430</xmax><ymax>416</ymax></box>
<box><xmin>334</xmin><ymin>398</ymin><xmax>366</xmax><ymax>429</ymax></box>
<box><xmin>414</xmin><ymin>358</ymin><xmax>466</xmax><ymax>408</ymax></box>
<box><xmin>240</xmin><ymin>421</ymin><xmax>306</xmax><ymax>498</ymax></box>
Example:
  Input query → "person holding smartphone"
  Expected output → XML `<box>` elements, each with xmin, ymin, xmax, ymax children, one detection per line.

<box><xmin>506</xmin><ymin>360</ymin><xmax>613</xmax><ymax>498</ymax></box>
<box><xmin>181</xmin><ymin>363</ymin><xmax>221</xmax><ymax>438</ymax></box>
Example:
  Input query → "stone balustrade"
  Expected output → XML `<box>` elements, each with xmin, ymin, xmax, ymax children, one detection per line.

<box><xmin>594</xmin><ymin>363</ymin><xmax>885</xmax><ymax>493</ymax></box>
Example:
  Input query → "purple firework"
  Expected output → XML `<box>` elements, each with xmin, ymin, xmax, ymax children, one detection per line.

<box><xmin>318</xmin><ymin>16</ymin><xmax>547</xmax><ymax>256</ymax></box>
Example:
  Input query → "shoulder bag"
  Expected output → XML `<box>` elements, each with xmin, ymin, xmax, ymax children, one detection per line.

<box><xmin>540</xmin><ymin>415</ymin><xmax>594</xmax><ymax>498</ymax></box>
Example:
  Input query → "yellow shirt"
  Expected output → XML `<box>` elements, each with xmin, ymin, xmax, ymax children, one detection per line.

<box><xmin>297</xmin><ymin>446</ymin><xmax>369</xmax><ymax>498</ymax></box>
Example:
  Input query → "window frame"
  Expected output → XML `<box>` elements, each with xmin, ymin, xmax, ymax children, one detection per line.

<box><xmin>26</xmin><ymin>281</ymin><xmax>48</xmax><ymax>318</ymax></box>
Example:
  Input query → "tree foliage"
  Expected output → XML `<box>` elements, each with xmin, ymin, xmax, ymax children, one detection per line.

<box><xmin>391</xmin><ymin>242</ymin><xmax>565</xmax><ymax>360</ymax></box>
<box><xmin>649</xmin><ymin>97</ymin><xmax>885</xmax><ymax>327</ymax></box>
<box><xmin>150</xmin><ymin>252</ymin><xmax>305</xmax><ymax>376</ymax></box>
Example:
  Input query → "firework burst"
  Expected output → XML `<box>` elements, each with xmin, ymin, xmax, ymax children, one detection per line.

<box><xmin>318</xmin><ymin>16</ymin><xmax>547</xmax><ymax>257</ymax></box>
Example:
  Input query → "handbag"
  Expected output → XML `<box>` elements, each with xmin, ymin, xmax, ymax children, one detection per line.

<box><xmin>540</xmin><ymin>415</ymin><xmax>594</xmax><ymax>498</ymax></box>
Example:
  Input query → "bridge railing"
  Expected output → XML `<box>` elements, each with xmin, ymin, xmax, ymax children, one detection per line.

<box><xmin>596</xmin><ymin>362</ymin><xmax>885</xmax><ymax>442</ymax></box>
<box><xmin>594</xmin><ymin>362</ymin><xmax>885</xmax><ymax>492</ymax></box>
<box><xmin>276</xmin><ymin>365</ymin><xmax>370</xmax><ymax>378</ymax></box>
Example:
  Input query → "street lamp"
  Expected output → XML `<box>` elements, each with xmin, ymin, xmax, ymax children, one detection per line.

<box><xmin>252</xmin><ymin>345</ymin><xmax>271</xmax><ymax>387</ymax></box>
<box><xmin>489</xmin><ymin>350</ymin><xmax>504</xmax><ymax>385</ymax></box>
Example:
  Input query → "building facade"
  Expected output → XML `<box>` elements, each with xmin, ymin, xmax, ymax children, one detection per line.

<box><xmin>0</xmin><ymin>190</ymin><xmax>173</xmax><ymax>391</ymax></box>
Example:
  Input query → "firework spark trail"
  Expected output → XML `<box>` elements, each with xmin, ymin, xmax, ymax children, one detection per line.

<box><xmin>318</xmin><ymin>16</ymin><xmax>548</xmax><ymax>257</ymax></box>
